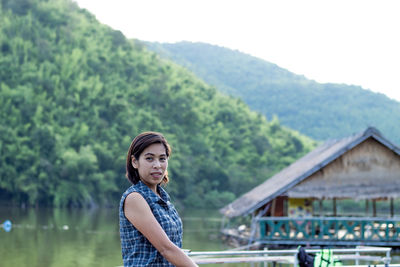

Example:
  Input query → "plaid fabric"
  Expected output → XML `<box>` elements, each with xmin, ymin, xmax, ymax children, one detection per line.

<box><xmin>119</xmin><ymin>180</ymin><xmax>183</xmax><ymax>266</ymax></box>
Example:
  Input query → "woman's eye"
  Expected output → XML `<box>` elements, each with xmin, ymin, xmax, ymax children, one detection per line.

<box><xmin>160</xmin><ymin>157</ymin><xmax>167</xmax><ymax>162</ymax></box>
<box><xmin>145</xmin><ymin>157</ymin><xmax>153</xmax><ymax>161</ymax></box>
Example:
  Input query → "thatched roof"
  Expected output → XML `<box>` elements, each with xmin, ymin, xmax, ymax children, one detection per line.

<box><xmin>220</xmin><ymin>127</ymin><xmax>400</xmax><ymax>218</ymax></box>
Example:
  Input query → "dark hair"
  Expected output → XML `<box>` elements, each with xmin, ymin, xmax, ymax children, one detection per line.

<box><xmin>126</xmin><ymin>131</ymin><xmax>171</xmax><ymax>185</ymax></box>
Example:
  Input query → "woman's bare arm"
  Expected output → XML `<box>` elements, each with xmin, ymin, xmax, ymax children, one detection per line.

<box><xmin>124</xmin><ymin>192</ymin><xmax>198</xmax><ymax>267</ymax></box>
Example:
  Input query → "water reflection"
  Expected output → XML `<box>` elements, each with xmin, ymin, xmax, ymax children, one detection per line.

<box><xmin>1</xmin><ymin>206</ymin><xmax>398</xmax><ymax>267</ymax></box>
<box><xmin>0</xmin><ymin>206</ymin><xmax>240</xmax><ymax>267</ymax></box>
<box><xmin>0</xmin><ymin>206</ymin><xmax>122</xmax><ymax>267</ymax></box>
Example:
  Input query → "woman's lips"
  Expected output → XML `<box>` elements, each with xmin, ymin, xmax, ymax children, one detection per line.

<box><xmin>151</xmin><ymin>172</ymin><xmax>162</xmax><ymax>178</ymax></box>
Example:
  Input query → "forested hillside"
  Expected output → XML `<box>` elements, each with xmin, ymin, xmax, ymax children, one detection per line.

<box><xmin>146</xmin><ymin>42</ymin><xmax>400</xmax><ymax>144</ymax></box>
<box><xmin>0</xmin><ymin>0</ymin><xmax>315</xmax><ymax>208</ymax></box>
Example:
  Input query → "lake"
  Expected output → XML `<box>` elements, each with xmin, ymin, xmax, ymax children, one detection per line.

<box><xmin>1</xmin><ymin>206</ymin><xmax>398</xmax><ymax>267</ymax></box>
<box><xmin>0</xmin><ymin>206</ymin><xmax>252</xmax><ymax>267</ymax></box>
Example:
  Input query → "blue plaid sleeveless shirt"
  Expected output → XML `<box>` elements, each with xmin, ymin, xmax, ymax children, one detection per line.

<box><xmin>119</xmin><ymin>180</ymin><xmax>183</xmax><ymax>266</ymax></box>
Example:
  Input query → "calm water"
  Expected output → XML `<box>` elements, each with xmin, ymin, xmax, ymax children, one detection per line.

<box><xmin>1</xmin><ymin>206</ymin><xmax>398</xmax><ymax>267</ymax></box>
<box><xmin>0</xmin><ymin>206</ymin><xmax>252</xmax><ymax>267</ymax></box>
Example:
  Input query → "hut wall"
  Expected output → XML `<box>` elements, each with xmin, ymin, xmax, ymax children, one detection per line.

<box><xmin>288</xmin><ymin>138</ymin><xmax>400</xmax><ymax>199</ymax></box>
<box><xmin>273</xmin><ymin>196</ymin><xmax>286</xmax><ymax>216</ymax></box>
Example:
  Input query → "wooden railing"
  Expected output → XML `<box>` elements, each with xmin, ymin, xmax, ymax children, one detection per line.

<box><xmin>258</xmin><ymin>217</ymin><xmax>400</xmax><ymax>246</ymax></box>
<box><xmin>187</xmin><ymin>247</ymin><xmax>393</xmax><ymax>265</ymax></box>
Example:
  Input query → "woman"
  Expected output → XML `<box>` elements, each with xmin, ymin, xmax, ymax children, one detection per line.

<box><xmin>119</xmin><ymin>131</ymin><xmax>198</xmax><ymax>267</ymax></box>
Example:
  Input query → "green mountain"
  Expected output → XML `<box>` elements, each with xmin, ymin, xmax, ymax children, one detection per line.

<box><xmin>0</xmin><ymin>0</ymin><xmax>315</xmax><ymax>208</ymax></box>
<box><xmin>145</xmin><ymin>41</ymin><xmax>400</xmax><ymax>145</ymax></box>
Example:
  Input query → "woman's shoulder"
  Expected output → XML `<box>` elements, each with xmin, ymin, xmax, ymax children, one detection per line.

<box><xmin>120</xmin><ymin>183</ymin><xmax>140</xmax><ymax>205</ymax></box>
<box><xmin>124</xmin><ymin>191</ymin><xmax>148</xmax><ymax>211</ymax></box>
<box><xmin>121</xmin><ymin>181</ymin><xmax>158</xmax><ymax>205</ymax></box>
<box><xmin>122</xmin><ymin>181</ymin><xmax>147</xmax><ymax>195</ymax></box>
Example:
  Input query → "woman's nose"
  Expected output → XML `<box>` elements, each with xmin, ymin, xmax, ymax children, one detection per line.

<box><xmin>153</xmin><ymin>160</ymin><xmax>161</xmax><ymax>167</ymax></box>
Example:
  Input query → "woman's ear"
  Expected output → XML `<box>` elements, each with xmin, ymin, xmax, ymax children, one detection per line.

<box><xmin>131</xmin><ymin>157</ymin><xmax>138</xmax><ymax>169</ymax></box>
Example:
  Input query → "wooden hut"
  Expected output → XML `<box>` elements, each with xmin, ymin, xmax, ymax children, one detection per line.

<box><xmin>220</xmin><ymin>127</ymin><xmax>400</xmax><ymax>246</ymax></box>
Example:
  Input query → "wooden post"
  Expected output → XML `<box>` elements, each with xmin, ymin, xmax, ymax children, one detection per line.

<box><xmin>271</xmin><ymin>199</ymin><xmax>276</xmax><ymax>217</ymax></box>
<box><xmin>372</xmin><ymin>200</ymin><xmax>377</xmax><ymax>217</ymax></box>
<box><xmin>390</xmin><ymin>198</ymin><xmax>394</xmax><ymax>217</ymax></box>
<box><xmin>333</xmin><ymin>198</ymin><xmax>337</xmax><ymax>217</ymax></box>
<box><xmin>319</xmin><ymin>199</ymin><xmax>323</xmax><ymax>216</ymax></box>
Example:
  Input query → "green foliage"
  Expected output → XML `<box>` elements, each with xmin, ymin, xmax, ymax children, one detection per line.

<box><xmin>0</xmin><ymin>0</ymin><xmax>316</xmax><ymax>208</ymax></box>
<box><xmin>146</xmin><ymin>41</ymin><xmax>400</xmax><ymax>145</ymax></box>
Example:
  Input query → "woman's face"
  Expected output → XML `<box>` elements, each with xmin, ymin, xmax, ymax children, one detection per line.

<box><xmin>132</xmin><ymin>143</ymin><xmax>168</xmax><ymax>190</ymax></box>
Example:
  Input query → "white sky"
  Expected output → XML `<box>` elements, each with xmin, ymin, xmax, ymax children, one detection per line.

<box><xmin>74</xmin><ymin>0</ymin><xmax>400</xmax><ymax>101</ymax></box>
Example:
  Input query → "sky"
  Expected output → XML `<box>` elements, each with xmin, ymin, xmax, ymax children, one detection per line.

<box><xmin>74</xmin><ymin>0</ymin><xmax>400</xmax><ymax>102</ymax></box>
